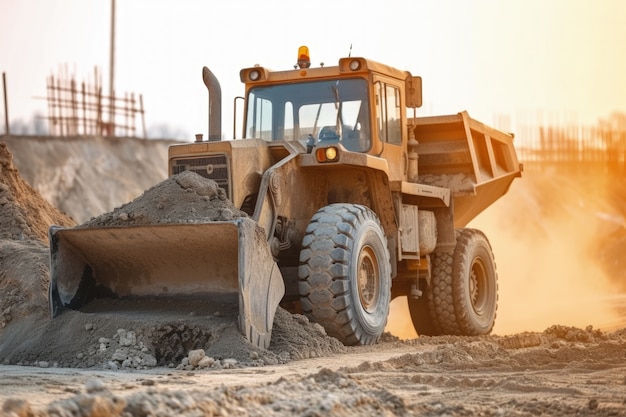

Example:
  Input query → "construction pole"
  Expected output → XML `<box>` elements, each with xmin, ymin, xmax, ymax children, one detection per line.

<box><xmin>139</xmin><ymin>94</ymin><xmax>146</xmax><ymax>139</ymax></box>
<box><xmin>108</xmin><ymin>0</ymin><xmax>116</xmax><ymax>136</ymax></box>
<box><xmin>2</xmin><ymin>72</ymin><xmax>9</xmax><ymax>135</ymax></box>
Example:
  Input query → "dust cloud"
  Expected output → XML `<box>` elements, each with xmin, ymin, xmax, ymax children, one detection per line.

<box><xmin>475</xmin><ymin>174</ymin><xmax>620</xmax><ymax>334</ymax></box>
<box><xmin>386</xmin><ymin>168</ymin><xmax>626</xmax><ymax>338</ymax></box>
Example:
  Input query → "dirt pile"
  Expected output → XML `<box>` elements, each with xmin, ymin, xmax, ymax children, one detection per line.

<box><xmin>1</xmin><ymin>135</ymin><xmax>176</xmax><ymax>223</ymax></box>
<box><xmin>0</xmin><ymin>143</ymin><xmax>75</xmax><ymax>331</ymax></box>
<box><xmin>0</xmin><ymin>142</ymin><xmax>75</xmax><ymax>242</ymax></box>
<box><xmin>0</xmin><ymin>302</ymin><xmax>345</xmax><ymax>370</ymax></box>
<box><xmin>80</xmin><ymin>169</ymin><xmax>248</xmax><ymax>227</ymax></box>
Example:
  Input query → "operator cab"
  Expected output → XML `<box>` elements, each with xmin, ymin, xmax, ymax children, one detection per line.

<box><xmin>239</xmin><ymin>45</ymin><xmax>422</xmax><ymax>165</ymax></box>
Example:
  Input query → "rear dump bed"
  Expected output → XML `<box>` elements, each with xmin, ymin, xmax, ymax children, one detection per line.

<box><xmin>412</xmin><ymin>111</ymin><xmax>523</xmax><ymax>227</ymax></box>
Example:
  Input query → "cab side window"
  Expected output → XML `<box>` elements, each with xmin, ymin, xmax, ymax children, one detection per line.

<box><xmin>376</xmin><ymin>82</ymin><xmax>402</xmax><ymax>145</ymax></box>
<box><xmin>247</xmin><ymin>93</ymin><xmax>273</xmax><ymax>140</ymax></box>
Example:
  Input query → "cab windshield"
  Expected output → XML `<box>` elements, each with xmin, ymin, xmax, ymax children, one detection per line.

<box><xmin>245</xmin><ymin>78</ymin><xmax>371</xmax><ymax>152</ymax></box>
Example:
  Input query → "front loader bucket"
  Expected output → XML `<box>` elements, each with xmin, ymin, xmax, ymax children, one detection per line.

<box><xmin>49</xmin><ymin>218</ymin><xmax>284</xmax><ymax>349</ymax></box>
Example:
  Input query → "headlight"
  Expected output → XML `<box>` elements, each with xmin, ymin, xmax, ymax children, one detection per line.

<box><xmin>315</xmin><ymin>146</ymin><xmax>339</xmax><ymax>163</ymax></box>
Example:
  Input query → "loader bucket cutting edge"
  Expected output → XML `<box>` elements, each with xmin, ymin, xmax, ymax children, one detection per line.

<box><xmin>48</xmin><ymin>218</ymin><xmax>285</xmax><ymax>349</ymax></box>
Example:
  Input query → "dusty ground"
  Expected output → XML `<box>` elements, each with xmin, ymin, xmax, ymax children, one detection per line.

<box><xmin>2</xmin><ymin>327</ymin><xmax>626</xmax><ymax>416</ymax></box>
<box><xmin>1</xmin><ymin>136</ymin><xmax>626</xmax><ymax>416</ymax></box>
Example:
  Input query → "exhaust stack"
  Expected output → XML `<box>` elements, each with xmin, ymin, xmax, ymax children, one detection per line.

<box><xmin>202</xmin><ymin>66</ymin><xmax>222</xmax><ymax>141</ymax></box>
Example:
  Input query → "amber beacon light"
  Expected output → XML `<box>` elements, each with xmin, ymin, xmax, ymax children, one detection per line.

<box><xmin>297</xmin><ymin>46</ymin><xmax>311</xmax><ymax>69</ymax></box>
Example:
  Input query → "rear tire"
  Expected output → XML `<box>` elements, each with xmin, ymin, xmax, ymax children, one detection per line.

<box><xmin>418</xmin><ymin>228</ymin><xmax>498</xmax><ymax>336</ymax></box>
<box><xmin>298</xmin><ymin>204</ymin><xmax>391</xmax><ymax>345</ymax></box>
<box><xmin>452</xmin><ymin>228</ymin><xmax>498</xmax><ymax>335</ymax></box>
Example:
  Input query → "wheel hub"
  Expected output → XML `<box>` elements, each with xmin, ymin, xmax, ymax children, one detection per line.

<box><xmin>357</xmin><ymin>246</ymin><xmax>379</xmax><ymax>312</ymax></box>
<box><xmin>470</xmin><ymin>259</ymin><xmax>487</xmax><ymax>314</ymax></box>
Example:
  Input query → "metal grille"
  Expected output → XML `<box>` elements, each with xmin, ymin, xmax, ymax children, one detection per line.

<box><xmin>171</xmin><ymin>154</ymin><xmax>230</xmax><ymax>199</ymax></box>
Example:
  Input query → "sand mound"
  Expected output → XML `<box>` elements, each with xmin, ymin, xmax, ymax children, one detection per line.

<box><xmin>1</xmin><ymin>135</ymin><xmax>176</xmax><ymax>223</ymax></box>
<box><xmin>80</xmin><ymin>170</ymin><xmax>248</xmax><ymax>228</ymax></box>
<box><xmin>0</xmin><ymin>142</ymin><xmax>75</xmax><ymax>242</ymax></box>
<box><xmin>0</xmin><ymin>302</ymin><xmax>345</xmax><ymax>370</ymax></box>
<box><xmin>0</xmin><ymin>142</ymin><xmax>75</xmax><ymax>331</ymax></box>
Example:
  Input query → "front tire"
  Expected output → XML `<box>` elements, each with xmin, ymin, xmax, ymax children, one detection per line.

<box><xmin>298</xmin><ymin>204</ymin><xmax>392</xmax><ymax>345</ymax></box>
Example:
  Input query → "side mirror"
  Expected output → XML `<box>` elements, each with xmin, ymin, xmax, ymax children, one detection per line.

<box><xmin>406</xmin><ymin>76</ymin><xmax>422</xmax><ymax>108</ymax></box>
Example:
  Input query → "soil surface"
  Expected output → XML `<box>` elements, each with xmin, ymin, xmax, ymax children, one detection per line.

<box><xmin>1</xmin><ymin>136</ymin><xmax>626</xmax><ymax>416</ymax></box>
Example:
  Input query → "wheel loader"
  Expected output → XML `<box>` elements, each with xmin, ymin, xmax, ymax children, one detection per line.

<box><xmin>49</xmin><ymin>46</ymin><xmax>522</xmax><ymax>349</ymax></box>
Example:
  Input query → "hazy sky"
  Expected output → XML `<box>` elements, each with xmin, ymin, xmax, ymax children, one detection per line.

<box><xmin>1</xmin><ymin>0</ymin><xmax>625</xmax><ymax>139</ymax></box>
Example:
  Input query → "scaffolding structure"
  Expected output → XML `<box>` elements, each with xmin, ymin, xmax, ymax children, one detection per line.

<box><xmin>45</xmin><ymin>66</ymin><xmax>146</xmax><ymax>138</ymax></box>
<box><xmin>515</xmin><ymin>123</ymin><xmax>626</xmax><ymax>174</ymax></box>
